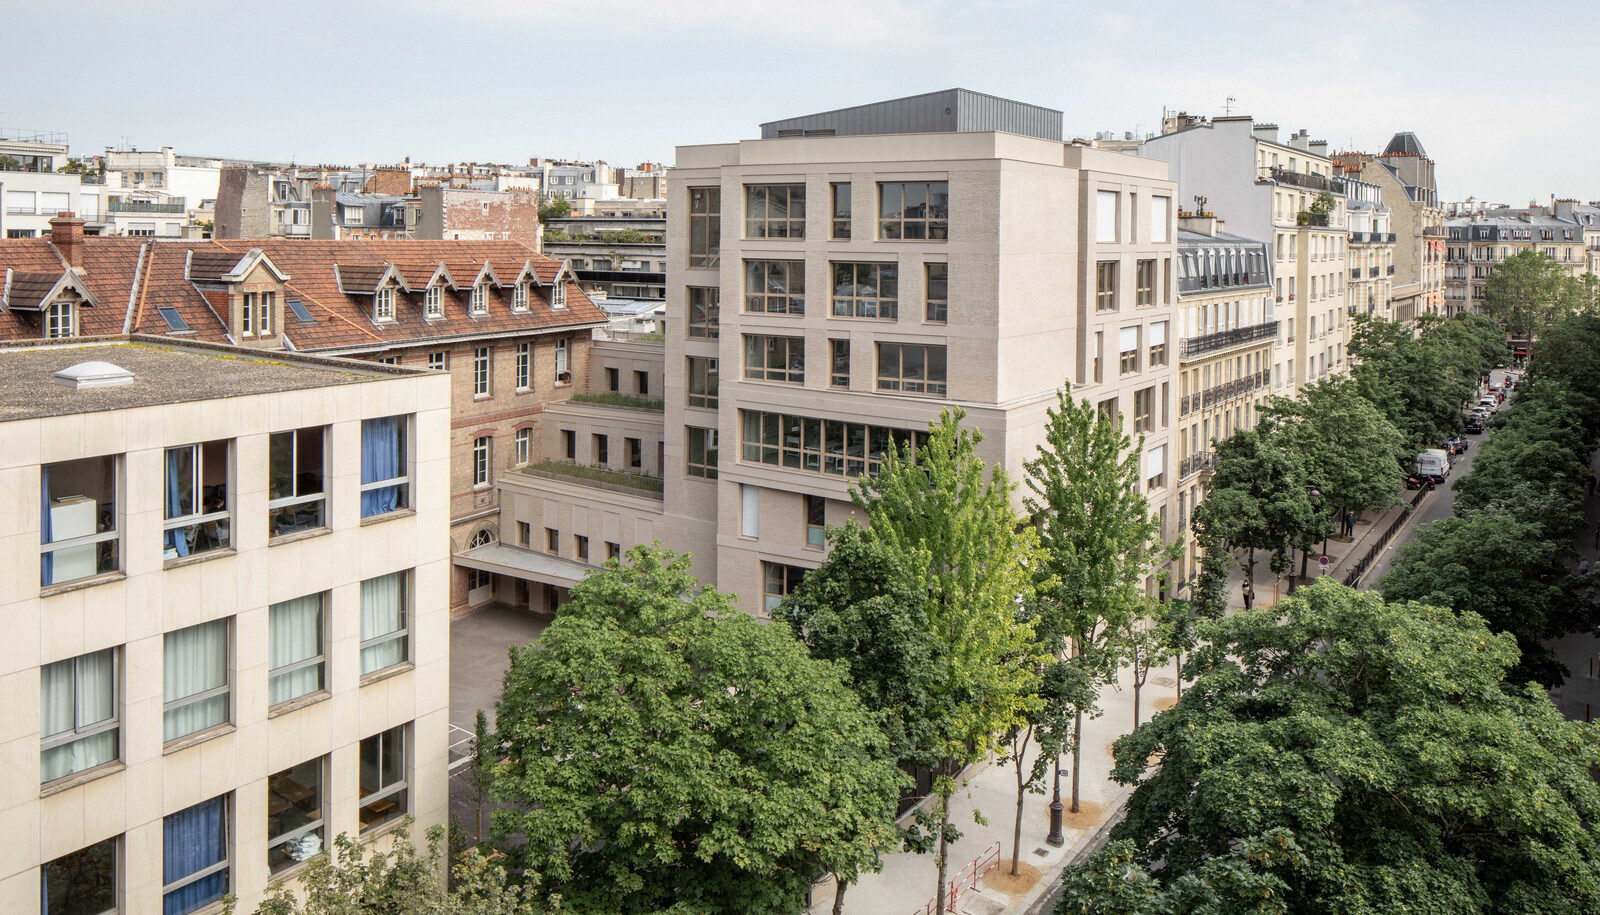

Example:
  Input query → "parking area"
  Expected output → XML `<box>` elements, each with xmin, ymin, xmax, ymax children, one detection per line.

<box><xmin>448</xmin><ymin>603</ymin><xmax>549</xmax><ymax>837</ymax></box>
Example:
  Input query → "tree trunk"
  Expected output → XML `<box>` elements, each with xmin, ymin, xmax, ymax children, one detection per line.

<box><xmin>1174</xmin><ymin>650</ymin><xmax>1183</xmax><ymax>701</ymax></box>
<box><xmin>832</xmin><ymin>876</ymin><xmax>848</xmax><ymax>915</ymax></box>
<box><xmin>1010</xmin><ymin>726</ymin><xmax>1031</xmax><ymax>876</ymax></box>
<box><xmin>1133</xmin><ymin>678</ymin><xmax>1142</xmax><ymax>729</ymax></box>
<box><xmin>1070</xmin><ymin>711</ymin><xmax>1083</xmax><ymax>813</ymax></box>
<box><xmin>934</xmin><ymin>791</ymin><xmax>952</xmax><ymax>915</ymax></box>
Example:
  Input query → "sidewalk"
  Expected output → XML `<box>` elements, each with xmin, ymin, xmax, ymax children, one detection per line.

<box><xmin>809</xmin><ymin>655</ymin><xmax>1164</xmax><ymax>915</ymax></box>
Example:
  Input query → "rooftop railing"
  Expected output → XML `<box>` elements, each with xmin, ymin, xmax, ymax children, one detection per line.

<box><xmin>108</xmin><ymin>200</ymin><xmax>185</xmax><ymax>214</ymax></box>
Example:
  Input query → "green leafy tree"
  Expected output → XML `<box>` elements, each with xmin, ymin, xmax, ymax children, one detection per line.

<box><xmin>490</xmin><ymin>546</ymin><xmax>903</xmax><ymax>915</ymax></box>
<box><xmin>1348</xmin><ymin>313</ymin><xmax>1500</xmax><ymax>452</ymax></box>
<box><xmin>1060</xmin><ymin>581</ymin><xmax>1600</xmax><ymax>914</ymax></box>
<box><xmin>242</xmin><ymin>822</ymin><xmax>546</xmax><ymax>914</ymax></box>
<box><xmin>853</xmin><ymin>409</ymin><xmax>1043</xmax><ymax>912</ymax></box>
<box><xmin>1260</xmin><ymin>378</ymin><xmax>1405</xmax><ymax>525</ymax></box>
<box><xmin>1023</xmin><ymin>389</ymin><xmax>1164</xmax><ymax>825</ymax></box>
<box><xmin>536</xmin><ymin>196</ymin><xmax>571</xmax><ymax>222</ymax></box>
<box><xmin>1190</xmin><ymin>429</ymin><xmax>1314</xmax><ymax>587</ymax></box>
<box><xmin>1482</xmin><ymin>249</ymin><xmax>1582</xmax><ymax>339</ymax></box>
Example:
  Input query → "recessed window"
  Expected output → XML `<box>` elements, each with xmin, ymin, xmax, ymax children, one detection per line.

<box><xmin>634</xmin><ymin>370</ymin><xmax>649</xmax><ymax>395</ymax></box>
<box><xmin>1096</xmin><ymin>261</ymin><xmax>1118</xmax><ymax>311</ymax></box>
<box><xmin>163</xmin><ymin>796</ymin><xmax>230</xmax><ymax>914</ymax></box>
<box><xmin>746</xmin><ymin>184</ymin><xmax>806</xmax><ymax>238</ymax></box>
<box><xmin>241</xmin><ymin>292</ymin><xmax>256</xmax><ymax>336</ymax></box>
<box><xmin>762</xmin><ymin>561</ymin><xmax>807</xmax><ymax>613</ymax></box>
<box><xmin>606</xmin><ymin>367</ymin><xmax>619</xmax><ymax>391</ymax></box>
<box><xmin>163</xmin><ymin>619</ymin><xmax>230</xmax><ymax>742</ymax></box>
<box><xmin>554</xmin><ymin>337</ymin><xmax>570</xmax><ymax>384</ymax></box>
<box><xmin>1133</xmin><ymin>387</ymin><xmax>1155</xmax><ymax>433</ymax></box>
<box><xmin>687</xmin><ymin>427</ymin><xmax>718</xmax><ymax>479</ymax></box>
<box><xmin>41</xmin><ymin>648</ymin><xmax>119</xmax><ymax>782</ymax></box>
<box><xmin>546</xmin><ymin>528</ymin><xmax>559</xmax><ymax>553</ymax></box>
<box><xmin>626</xmin><ymin>437</ymin><xmax>643</xmax><ymax>470</ymax></box>
<box><xmin>805</xmin><ymin>494</ymin><xmax>826</xmax><ymax>547</ymax></box>
<box><xmin>359</xmin><ymin>415</ymin><xmax>410</xmax><ymax>518</ymax></box>
<box><xmin>831</xmin><ymin>262</ymin><xmax>897</xmax><ymax>318</ymax></box>
<box><xmin>163</xmin><ymin>440</ymin><xmax>231</xmax><ymax>559</ymax></box>
<box><xmin>829</xmin><ymin>338</ymin><xmax>850</xmax><ymax>388</ymax></box>
<box><xmin>470</xmin><ymin>284</ymin><xmax>487</xmax><ymax>315</ymax></box>
<box><xmin>551</xmin><ymin>281</ymin><xmax>566</xmax><ymax>310</ymax></box>
<box><xmin>258</xmin><ymin>291</ymin><xmax>274</xmax><ymax>335</ymax></box>
<box><xmin>268</xmin><ymin>593</ymin><xmax>324</xmax><ymax>706</ymax></box>
<box><xmin>687</xmin><ymin>287</ymin><xmax>720</xmax><ymax>337</ymax></box>
<box><xmin>517</xmin><ymin>521</ymin><xmax>531</xmax><ymax>546</ymax></box>
<box><xmin>831</xmin><ymin>182</ymin><xmax>851</xmax><ymax>239</ymax></box>
<box><xmin>43</xmin><ymin>836</ymin><xmax>117</xmax><ymax>914</ymax></box>
<box><xmin>268</xmin><ymin>758</ymin><xmax>325</xmax><ymax>873</ymax></box>
<box><xmin>427</xmin><ymin>351</ymin><xmax>446</xmax><ymax>371</ymax></box>
<box><xmin>687</xmin><ymin>356</ymin><xmax>719</xmax><ymax>408</ymax></box>
<box><xmin>878</xmin><ymin>181</ymin><xmax>948</xmax><ymax>240</ymax></box>
<box><xmin>1119</xmin><ymin>326</ymin><xmax>1140</xmax><ymax>375</ymax></box>
<box><xmin>516</xmin><ymin>342</ymin><xmax>531</xmax><ymax>390</ymax></box>
<box><xmin>473</xmin><ymin>347</ymin><xmax>491</xmax><ymax>396</ymax></box>
<box><xmin>593</xmin><ymin>434</ymin><xmax>609</xmax><ymax>465</ymax></box>
<box><xmin>607</xmin><ymin>541</ymin><xmax>622</xmax><ymax>561</ymax></box>
<box><xmin>374</xmin><ymin>287</ymin><xmax>395</xmax><ymax>322</ymax></box>
<box><xmin>1136</xmin><ymin>259</ymin><xmax>1156</xmax><ymax>307</ymax></box>
<box><xmin>876</xmin><ymin>342</ymin><xmax>947</xmax><ymax>396</ymax></box>
<box><xmin>41</xmin><ymin>454</ymin><xmax>120</xmax><ymax>587</ymax></box>
<box><xmin>268</xmin><ymin>426</ymin><xmax>326</xmax><ymax>537</ymax></box>
<box><xmin>743</xmin><ymin>334</ymin><xmax>805</xmax><ymax>383</ymax></box>
<box><xmin>359</xmin><ymin>571</ymin><xmax>409</xmax><ymax>676</ymax></box>
<box><xmin>740</xmin><ymin>410</ymin><xmax>927</xmax><ymax>478</ymax></box>
<box><xmin>744</xmin><ymin>260</ymin><xmax>805</xmax><ymax>315</ymax></box>
<box><xmin>1149</xmin><ymin>322</ymin><xmax>1168</xmax><ymax>367</ymax></box>
<box><xmin>575</xmin><ymin>535</ymin><xmax>590</xmax><ymax>562</ymax></box>
<box><xmin>359</xmin><ymin>726</ymin><xmax>408</xmax><ymax>833</ymax></box>
<box><xmin>688</xmin><ymin>187</ymin><xmax>721</xmax><ymax>268</ymax></box>
<box><xmin>425</xmin><ymin>285</ymin><xmax>443</xmax><ymax>318</ymax></box>
<box><xmin>562</xmin><ymin>429</ymin><xmax>576</xmax><ymax>460</ymax></box>
<box><xmin>925</xmin><ymin>263</ymin><xmax>948</xmax><ymax>322</ymax></box>
<box><xmin>514</xmin><ymin>428</ymin><xmax>531</xmax><ymax>466</ymax></box>
<box><xmin>473</xmin><ymin>436</ymin><xmax>491</xmax><ymax>487</ymax></box>
<box><xmin>512</xmin><ymin>282</ymin><xmax>529</xmax><ymax>311</ymax></box>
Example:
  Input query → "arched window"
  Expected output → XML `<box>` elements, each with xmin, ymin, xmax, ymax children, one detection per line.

<box><xmin>468</xmin><ymin>529</ymin><xmax>492</xmax><ymax>549</ymax></box>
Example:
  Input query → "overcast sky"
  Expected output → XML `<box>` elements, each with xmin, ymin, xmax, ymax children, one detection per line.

<box><xmin>7</xmin><ymin>0</ymin><xmax>1595</xmax><ymax>203</ymax></box>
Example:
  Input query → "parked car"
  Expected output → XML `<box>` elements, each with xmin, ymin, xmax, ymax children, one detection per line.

<box><xmin>1416</xmin><ymin>449</ymin><xmax>1450</xmax><ymax>484</ymax></box>
<box><xmin>1478</xmin><ymin>395</ymin><xmax>1499</xmax><ymax>409</ymax></box>
<box><xmin>1464</xmin><ymin>416</ymin><xmax>1485</xmax><ymax>434</ymax></box>
<box><xmin>1445</xmin><ymin>437</ymin><xmax>1468</xmax><ymax>455</ymax></box>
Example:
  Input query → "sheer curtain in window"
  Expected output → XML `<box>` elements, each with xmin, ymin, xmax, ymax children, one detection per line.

<box><xmin>268</xmin><ymin>595</ymin><xmax>322</xmax><ymax>705</ymax></box>
<box><xmin>360</xmin><ymin>418</ymin><xmax>402</xmax><ymax>517</ymax></box>
<box><xmin>164</xmin><ymin>621</ymin><xmax>228</xmax><ymax>741</ymax></box>
<box><xmin>41</xmin><ymin>650</ymin><xmax>116</xmax><ymax>781</ymax></box>
<box><xmin>360</xmin><ymin>573</ymin><xmax>406</xmax><ymax>674</ymax></box>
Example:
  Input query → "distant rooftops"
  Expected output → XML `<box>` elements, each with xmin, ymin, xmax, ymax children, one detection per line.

<box><xmin>760</xmin><ymin>89</ymin><xmax>1063</xmax><ymax>142</ymax></box>
<box><xmin>1382</xmin><ymin>132</ymin><xmax>1428</xmax><ymax>158</ymax></box>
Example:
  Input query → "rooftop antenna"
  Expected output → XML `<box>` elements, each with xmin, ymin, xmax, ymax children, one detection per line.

<box><xmin>1223</xmin><ymin>96</ymin><xmax>1236</xmax><ymax>116</ymax></box>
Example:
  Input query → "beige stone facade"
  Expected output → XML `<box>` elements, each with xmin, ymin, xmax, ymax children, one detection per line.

<box><xmin>0</xmin><ymin>337</ymin><xmax>451</xmax><ymax>914</ymax></box>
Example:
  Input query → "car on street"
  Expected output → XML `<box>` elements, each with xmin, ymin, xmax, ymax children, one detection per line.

<box><xmin>1464</xmin><ymin>416</ymin><xmax>1485</xmax><ymax>434</ymax></box>
<box><xmin>1445</xmin><ymin>437</ymin><xmax>1469</xmax><ymax>455</ymax></box>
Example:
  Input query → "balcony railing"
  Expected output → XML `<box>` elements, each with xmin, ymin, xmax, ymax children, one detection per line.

<box><xmin>1368</xmin><ymin>266</ymin><xmax>1380</xmax><ymax>277</ymax></box>
<box><xmin>1423</xmin><ymin>227</ymin><xmax>1445</xmax><ymax>237</ymax></box>
<box><xmin>1349</xmin><ymin>267</ymin><xmax>1361</xmax><ymax>280</ymax></box>
<box><xmin>108</xmin><ymin>200</ymin><xmax>186</xmax><ymax>214</ymax></box>
<box><xmin>1179</xmin><ymin>370</ymin><xmax>1270</xmax><ymax>417</ymax></box>
<box><xmin>1180</xmin><ymin>320</ymin><xmax>1279</xmax><ymax>359</ymax></box>
<box><xmin>1350</xmin><ymin>231</ymin><xmax>1369</xmax><ymax>244</ymax></box>
<box><xmin>1267</xmin><ymin>166</ymin><xmax>1345</xmax><ymax>194</ymax></box>
<box><xmin>1387</xmin><ymin>264</ymin><xmax>1395</xmax><ymax>275</ymax></box>
<box><xmin>1180</xmin><ymin>452</ymin><xmax>1215</xmax><ymax>480</ymax></box>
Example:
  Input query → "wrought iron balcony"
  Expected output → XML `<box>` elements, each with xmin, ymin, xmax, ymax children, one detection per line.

<box><xmin>1180</xmin><ymin>320</ymin><xmax>1279</xmax><ymax>359</ymax></box>
<box><xmin>1180</xmin><ymin>451</ymin><xmax>1215</xmax><ymax>480</ymax></box>
<box><xmin>1349</xmin><ymin>267</ymin><xmax>1361</xmax><ymax>280</ymax></box>
<box><xmin>1368</xmin><ymin>266</ymin><xmax>1380</xmax><ymax>277</ymax></box>
<box><xmin>1267</xmin><ymin>166</ymin><xmax>1345</xmax><ymax>194</ymax></box>
<box><xmin>108</xmin><ymin>199</ymin><xmax>186</xmax><ymax>214</ymax></box>
<box><xmin>1179</xmin><ymin>371</ymin><xmax>1270</xmax><ymax>418</ymax></box>
<box><xmin>1387</xmin><ymin>264</ymin><xmax>1396</xmax><ymax>275</ymax></box>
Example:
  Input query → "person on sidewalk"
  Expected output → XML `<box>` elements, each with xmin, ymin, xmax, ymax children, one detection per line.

<box><xmin>1242</xmin><ymin>581</ymin><xmax>1254</xmax><ymax>611</ymax></box>
<box><xmin>1581</xmin><ymin>559</ymin><xmax>1591</xmax><ymax>577</ymax></box>
<box><xmin>1344</xmin><ymin>511</ymin><xmax>1357</xmax><ymax>538</ymax></box>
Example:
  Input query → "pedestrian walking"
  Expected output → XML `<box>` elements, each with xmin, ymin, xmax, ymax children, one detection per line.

<box><xmin>1581</xmin><ymin>559</ymin><xmax>1591</xmax><ymax>577</ymax></box>
<box><xmin>1344</xmin><ymin>511</ymin><xmax>1357</xmax><ymax>538</ymax></box>
<box><xmin>1241</xmin><ymin>581</ymin><xmax>1254</xmax><ymax>611</ymax></box>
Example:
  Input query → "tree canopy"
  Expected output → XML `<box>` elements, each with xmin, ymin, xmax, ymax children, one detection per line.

<box><xmin>1058</xmin><ymin>581</ymin><xmax>1600</xmax><ymax>915</ymax></box>
<box><xmin>1259</xmin><ymin>376</ymin><xmax>1405</xmax><ymax>522</ymax></box>
<box><xmin>1481</xmin><ymin>249</ymin><xmax>1588</xmax><ymax>340</ymax></box>
<box><xmin>489</xmin><ymin>546</ymin><xmax>903</xmax><ymax>914</ymax></box>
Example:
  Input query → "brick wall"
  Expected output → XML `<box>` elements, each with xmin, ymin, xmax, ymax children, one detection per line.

<box><xmin>441</xmin><ymin>188</ymin><xmax>543</xmax><ymax>249</ymax></box>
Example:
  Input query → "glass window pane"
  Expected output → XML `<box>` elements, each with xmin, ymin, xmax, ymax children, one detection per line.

<box><xmin>44</xmin><ymin>836</ymin><xmax>117</xmax><ymax>915</ymax></box>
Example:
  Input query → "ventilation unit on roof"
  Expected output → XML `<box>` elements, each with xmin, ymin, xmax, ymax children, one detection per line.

<box><xmin>53</xmin><ymin>360</ymin><xmax>134</xmax><ymax>389</ymax></box>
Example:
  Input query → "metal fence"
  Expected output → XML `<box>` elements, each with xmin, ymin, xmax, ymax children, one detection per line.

<box><xmin>1342</xmin><ymin>483</ymin><xmax>1432</xmax><ymax>587</ymax></box>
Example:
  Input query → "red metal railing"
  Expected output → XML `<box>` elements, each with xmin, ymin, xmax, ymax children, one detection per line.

<box><xmin>910</xmin><ymin>841</ymin><xmax>1002</xmax><ymax>915</ymax></box>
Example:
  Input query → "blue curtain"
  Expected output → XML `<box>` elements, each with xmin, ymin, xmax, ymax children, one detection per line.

<box><xmin>165</xmin><ymin>450</ymin><xmax>189</xmax><ymax>558</ymax></box>
<box><xmin>39</xmin><ymin>466</ymin><xmax>52</xmax><ymax>586</ymax></box>
<box><xmin>163</xmin><ymin>797</ymin><xmax>226</xmax><ymax>915</ymax></box>
<box><xmin>361</xmin><ymin>417</ymin><xmax>401</xmax><ymax>518</ymax></box>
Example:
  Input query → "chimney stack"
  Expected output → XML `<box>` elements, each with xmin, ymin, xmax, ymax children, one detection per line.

<box><xmin>49</xmin><ymin>213</ymin><xmax>85</xmax><ymax>270</ymax></box>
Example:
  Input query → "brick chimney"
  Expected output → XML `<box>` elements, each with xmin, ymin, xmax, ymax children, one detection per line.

<box><xmin>49</xmin><ymin>213</ymin><xmax>86</xmax><ymax>269</ymax></box>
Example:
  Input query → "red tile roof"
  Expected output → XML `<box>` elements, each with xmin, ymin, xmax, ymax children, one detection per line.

<box><xmin>0</xmin><ymin>238</ymin><xmax>604</xmax><ymax>351</ymax></box>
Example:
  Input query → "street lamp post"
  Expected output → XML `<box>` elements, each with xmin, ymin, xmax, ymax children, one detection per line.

<box><xmin>1046</xmin><ymin>756</ymin><xmax>1065</xmax><ymax>846</ymax></box>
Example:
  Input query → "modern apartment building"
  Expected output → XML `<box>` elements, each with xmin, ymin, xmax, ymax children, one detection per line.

<box><xmin>457</xmin><ymin>90</ymin><xmax>1186</xmax><ymax>616</ymax></box>
<box><xmin>0</xmin><ymin>335</ymin><xmax>451</xmax><ymax>914</ymax></box>
<box><xmin>1139</xmin><ymin>117</ymin><xmax>1351</xmax><ymax>392</ymax></box>
<box><xmin>543</xmin><ymin>211</ymin><xmax>667</xmax><ymax>302</ymax></box>
<box><xmin>0</xmin><ymin>217</ymin><xmax>604</xmax><ymax>612</ymax></box>
<box><xmin>101</xmin><ymin>147</ymin><xmax>225</xmax><ymax>238</ymax></box>
<box><xmin>1</xmin><ymin>131</ymin><xmax>108</xmax><ymax>239</ymax></box>
<box><xmin>1172</xmin><ymin>216</ymin><xmax>1275</xmax><ymax>581</ymax></box>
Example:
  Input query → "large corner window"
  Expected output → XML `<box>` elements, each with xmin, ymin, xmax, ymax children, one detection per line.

<box><xmin>163</xmin><ymin>619</ymin><xmax>230</xmax><ymax>743</ymax></box>
<box><xmin>268</xmin><ymin>426</ymin><xmax>327</xmax><ymax>538</ymax></box>
<box><xmin>40</xmin><ymin>648</ymin><xmax>119</xmax><ymax>783</ymax></box>
<box><xmin>163</xmin><ymin>440</ymin><xmax>232</xmax><ymax>559</ymax></box>
<box><xmin>745</xmin><ymin>184</ymin><xmax>806</xmax><ymax>238</ymax></box>
<box><xmin>359</xmin><ymin>571</ymin><xmax>410</xmax><ymax>676</ymax></box>
<box><xmin>688</xmin><ymin>187</ymin><xmax>722</xmax><ymax>268</ymax></box>
<box><xmin>360</xmin><ymin>415</ymin><xmax>410</xmax><ymax>519</ymax></box>
<box><xmin>876</xmin><ymin>342</ymin><xmax>947</xmax><ymax>396</ymax></box>
<box><xmin>43</xmin><ymin>836</ymin><xmax>118</xmax><ymax>915</ymax></box>
<box><xmin>162</xmin><ymin>795</ymin><xmax>229</xmax><ymax>914</ymax></box>
<box><xmin>359</xmin><ymin>725</ymin><xmax>408</xmax><ymax>833</ymax></box>
<box><xmin>267</xmin><ymin>758</ymin><xmax>325</xmax><ymax>874</ymax></box>
<box><xmin>878</xmin><ymin>181</ymin><xmax>948</xmax><ymax>240</ymax></box>
<box><xmin>268</xmin><ymin>593</ymin><xmax>325</xmax><ymax>707</ymax></box>
<box><xmin>762</xmin><ymin>561</ymin><xmax>807</xmax><ymax>614</ymax></box>
<box><xmin>41</xmin><ymin>455</ymin><xmax>120</xmax><ymax>587</ymax></box>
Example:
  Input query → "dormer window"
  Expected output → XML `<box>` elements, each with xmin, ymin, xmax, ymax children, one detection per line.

<box><xmin>241</xmin><ymin>291</ymin><xmax>275</xmax><ymax>337</ymax></box>
<box><xmin>425</xmin><ymin>285</ymin><xmax>443</xmax><ymax>318</ymax></box>
<box><xmin>45</xmin><ymin>301</ymin><xmax>74</xmax><ymax>339</ymax></box>
<box><xmin>512</xmin><ymin>283</ymin><xmax>528</xmax><ymax>312</ymax></box>
<box><xmin>375</xmin><ymin>287</ymin><xmax>395</xmax><ymax>322</ymax></box>
<box><xmin>470</xmin><ymin>284</ymin><xmax>487</xmax><ymax>315</ymax></box>
<box><xmin>551</xmin><ymin>282</ymin><xmax>566</xmax><ymax>310</ymax></box>
<box><xmin>259</xmin><ymin>291</ymin><xmax>274</xmax><ymax>335</ymax></box>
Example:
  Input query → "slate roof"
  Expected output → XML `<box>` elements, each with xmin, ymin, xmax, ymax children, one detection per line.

<box><xmin>0</xmin><ymin>238</ymin><xmax>603</xmax><ymax>352</ymax></box>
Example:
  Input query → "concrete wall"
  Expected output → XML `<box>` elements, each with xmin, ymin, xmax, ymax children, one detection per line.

<box><xmin>0</xmin><ymin>364</ymin><xmax>451</xmax><ymax>913</ymax></box>
<box><xmin>589</xmin><ymin>338</ymin><xmax>664</xmax><ymax>397</ymax></box>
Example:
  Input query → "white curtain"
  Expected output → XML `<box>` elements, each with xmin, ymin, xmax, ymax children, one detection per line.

<box><xmin>361</xmin><ymin>573</ymin><xmax>407</xmax><ymax>674</ymax></box>
<box><xmin>41</xmin><ymin>650</ymin><xmax>116</xmax><ymax>781</ymax></box>
<box><xmin>164</xmin><ymin>620</ymin><xmax>228</xmax><ymax>742</ymax></box>
<box><xmin>1096</xmin><ymin>190</ymin><xmax>1118</xmax><ymax>243</ymax></box>
<box><xmin>269</xmin><ymin>595</ymin><xmax>322</xmax><ymax>705</ymax></box>
<box><xmin>1151</xmin><ymin>197</ymin><xmax>1170</xmax><ymax>243</ymax></box>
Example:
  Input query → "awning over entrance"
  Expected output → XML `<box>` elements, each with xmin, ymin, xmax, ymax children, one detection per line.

<box><xmin>455</xmin><ymin>542</ymin><xmax>596</xmax><ymax>589</ymax></box>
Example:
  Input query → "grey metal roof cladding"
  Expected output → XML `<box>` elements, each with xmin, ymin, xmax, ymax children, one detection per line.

<box><xmin>1382</xmin><ymin>132</ymin><xmax>1427</xmax><ymax>158</ymax></box>
<box><xmin>760</xmin><ymin>89</ymin><xmax>1063</xmax><ymax>141</ymax></box>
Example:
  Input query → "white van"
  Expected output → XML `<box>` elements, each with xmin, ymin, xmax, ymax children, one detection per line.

<box><xmin>1417</xmin><ymin>449</ymin><xmax>1450</xmax><ymax>483</ymax></box>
